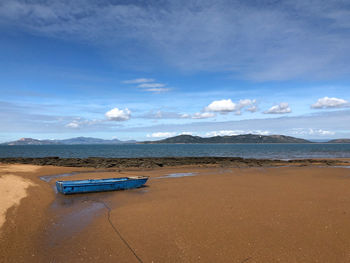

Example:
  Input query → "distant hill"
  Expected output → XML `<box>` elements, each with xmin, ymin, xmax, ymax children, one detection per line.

<box><xmin>142</xmin><ymin>134</ymin><xmax>311</xmax><ymax>144</ymax></box>
<box><xmin>58</xmin><ymin>137</ymin><xmax>131</xmax><ymax>145</ymax></box>
<box><xmin>2</xmin><ymin>138</ymin><xmax>61</xmax><ymax>145</ymax></box>
<box><xmin>327</xmin><ymin>139</ymin><xmax>350</xmax><ymax>143</ymax></box>
<box><xmin>2</xmin><ymin>137</ymin><xmax>137</xmax><ymax>145</ymax></box>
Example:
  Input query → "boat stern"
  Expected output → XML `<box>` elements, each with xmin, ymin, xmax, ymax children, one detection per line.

<box><xmin>56</xmin><ymin>181</ymin><xmax>64</xmax><ymax>194</ymax></box>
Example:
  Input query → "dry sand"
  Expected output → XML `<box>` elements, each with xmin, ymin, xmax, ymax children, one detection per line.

<box><xmin>0</xmin><ymin>165</ymin><xmax>40</xmax><ymax>229</ymax></box>
<box><xmin>0</xmin><ymin>164</ymin><xmax>40</xmax><ymax>173</ymax></box>
<box><xmin>0</xmin><ymin>175</ymin><xmax>37</xmax><ymax>229</ymax></box>
<box><xmin>1</xmin><ymin>163</ymin><xmax>350</xmax><ymax>262</ymax></box>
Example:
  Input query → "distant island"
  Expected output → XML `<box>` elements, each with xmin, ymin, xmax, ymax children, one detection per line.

<box><xmin>1</xmin><ymin>137</ymin><xmax>136</xmax><ymax>145</ymax></box>
<box><xmin>142</xmin><ymin>134</ymin><xmax>350</xmax><ymax>144</ymax></box>
<box><xmin>327</xmin><ymin>139</ymin><xmax>350</xmax><ymax>143</ymax></box>
<box><xmin>2</xmin><ymin>134</ymin><xmax>350</xmax><ymax>145</ymax></box>
<box><xmin>141</xmin><ymin>134</ymin><xmax>311</xmax><ymax>144</ymax></box>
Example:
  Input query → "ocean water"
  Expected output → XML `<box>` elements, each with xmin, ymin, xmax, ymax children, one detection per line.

<box><xmin>0</xmin><ymin>143</ymin><xmax>350</xmax><ymax>159</ymax></box>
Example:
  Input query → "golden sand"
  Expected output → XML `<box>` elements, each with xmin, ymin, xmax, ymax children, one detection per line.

<box><xmin>0</xmin><ymin>174</ymin><xmax>37</xmax><ymax>229</ymax></box>
<box><xmin>0</xmin><ymin>164</ymin><xmax>40</xmax><ymax>230</ymax></box>
<box><xmin>1</xmin><ymin>163</ymin><xmax>350</xmax><ymax>262</ymax></box>
<box><xmin>0</xmin><ymin>164</ymin><xmax>40</xmax><ymax>173</ymax></box>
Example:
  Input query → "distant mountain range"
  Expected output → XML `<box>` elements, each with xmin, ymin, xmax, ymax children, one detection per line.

<box><xmin>143</xmin><ymin>134</ymin><xmax>350</xmax><ymax>144</ymax></box>
<box><xmin>327</xmin><ymin>139</ymin><xmax>350</xmax><ymax>143</ymax></box>
<box><xmin>2</xmin><ymin>135</ymin><xmax>350</xmax><ymax>145</ymax></box>
<box><xmin>142</xmin><ymin>134</ymin><xmax>312</xmax><ymax>144</ymax></box>
<box><xmin>1</xmin><ymin>137</ymin><xmax>137</xmax><ymax>145</ymax></box>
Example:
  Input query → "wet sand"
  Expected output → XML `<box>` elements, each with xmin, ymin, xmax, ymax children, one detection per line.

<box><xmin>1</xmin><ymin>161</ymin><xmax>350</xmax><ymax>262</ymax></box>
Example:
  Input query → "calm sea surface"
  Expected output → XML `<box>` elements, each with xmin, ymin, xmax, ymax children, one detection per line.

<box><xmin>0</xmin><ymin>144</ymin><xmax>350</xmax><ymax>159</ymax></box>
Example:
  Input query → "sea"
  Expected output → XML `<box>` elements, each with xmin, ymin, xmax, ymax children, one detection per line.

<box><xmin>0</xmin><ymin>143</ymin><xmax>350</xmax><ymax>159</ymax></box>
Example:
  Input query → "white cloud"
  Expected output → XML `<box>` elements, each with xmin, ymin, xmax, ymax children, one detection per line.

<box><xmin>180</xmin><ymin>131</ymin><xmax>194</xmax><ymax>135</ymax></box>
<box><xmin>290</xmin><ymin>128</ymin><xmax>335</xmax><ymax>136</ymax></box>
<box><xmin>146</xmin><ymin>131</ymin><xmax>194</xmax><ymax>138</ymax></box>
<box><xmin>141</xmin><ymin>111</ymin><xmax>185</xmax><ymax>119</ymax></box>
<box><xmin>309</xmin><ymin>129</ymin><xmax>335</xmax><ymax>136</ymax></box>
<box><xmin>192</xmin><ymin>112</ymin><xmax>216</xmax><ymax>119</ymax></box>
<box><xmin>205</xmin><ymin>99</ymin><xmax>236</xmax><ymax>112</ymax></box>
<box><xmin>204</xmin><ymin>99</ymin><xmax>257</xmax><ymax>114</ymax></box>
<box><xmin>247</xmin><ymin>105</ymin><xmax>258</xmax><ymax>113</ymax></box>
<box><xmin>311</xmin><ymin>97</ymin><xmax>350</xmax><ymax>109</ymax></box>
<box><xmin>105</xmin><ymin>107</ymin><xmax>131</xmax><ymax>121</ymax></box>
<box><xmin>206</xmin><ymin>130</ymin><xmax>244</xmax><ymax>136</ymax></box>
<box><xmin>126</xmin><ymin>80</ymin><xmax>171</xmax><ymax>93</ymax></box>
<box><xmin>146</xmin><ymin>132</ymin><xmax>176</xmax><ymax>138</ymax></box>
<box><xmin>123</xmin><ymin>78</ymin><xmax>155</xmax><ymax>84</ymax></box>
<box><xmin>123</xmin><ymin>78</ymin><xmax>170</xmax><ymax>93</ymax></box>
<box><xmin>206</xmin><ymin>129</ymin><xmax>270</xmax><ymax>137</ymax></box>
<box><xmin>66</xmin><ymin>121</ymin><xmax>79</xmax><ymax>128</ymax></box>
<box><xmin>264</xmin><ymin>102</ymin><xmax>291</xmax><ymax>114</ymax></box>
<box><xmin>251</xmin><ymin>130</ymin><xmax>271</xmax><ymax>135</ymax></box>
<box><xmin>238</xmin><ymin>99</ymin><xmax>256</xmax><ymax>108</ymax></box>
<box><xmin>143</xmin><ymin>88</ymin><xmax>171</xmax><ymax>93</ymax></box>
<box><xmin>172</xmin><ymin>100</ymin><xmax>256</xmax><ymax>119</ymax></box>
<box><xmin>235</xmin><ymin>99</ymin><xmax>258</xmax><ymax>114</ymax></box>
<box><xmin>65</xmin><ymin>118</ymin><xmax>103</xmax><ymax>129</ymax></box>
<box><xmin>138</xmin><ymin>83</ymin><xmax>166</xmax><ymax>88</ymax></box>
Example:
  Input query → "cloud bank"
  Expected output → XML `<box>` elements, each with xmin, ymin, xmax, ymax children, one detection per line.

<box><xmin>2</xmin><ymin>0</ymin><xmax>350</xmax><ymax>81</ymax></box>
<box><xmin>120</xmin><ymin>110</ymin><xmax>350</xmax><ymax>139</ymax></box>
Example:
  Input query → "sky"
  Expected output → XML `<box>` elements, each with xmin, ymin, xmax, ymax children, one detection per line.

<box><xmin>0</xmin><ymin>0</ymin><xmax>350</xmax><ymax>142</ymax></box>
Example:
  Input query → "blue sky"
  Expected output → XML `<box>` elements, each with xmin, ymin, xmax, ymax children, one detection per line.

<box><xmin>0</xmin><ymin>0</ymin><xmax>350</xmax><ymax>142</ymax></box>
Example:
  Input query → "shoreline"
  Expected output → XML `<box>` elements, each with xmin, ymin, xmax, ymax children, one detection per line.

<box><xmin>1</xmin><ymin>156</ymin><xmax>349</xmax><ymax>169</ymax></box>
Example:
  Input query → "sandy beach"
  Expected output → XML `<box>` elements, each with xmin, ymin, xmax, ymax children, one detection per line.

<box><xmin>1</xmin><ymin>160</ymin><xmax>350</xmax><ymax>262</ymax></box>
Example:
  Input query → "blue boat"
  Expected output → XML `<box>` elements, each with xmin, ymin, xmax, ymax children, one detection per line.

<box><xmin>56</xmin><ymin>176</ymin><xmax>148</xmax><ymax>194</ymax></box>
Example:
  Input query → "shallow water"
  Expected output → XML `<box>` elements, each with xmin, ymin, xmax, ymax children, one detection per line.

<box><xmin>47</xmin><ymin>200</ymin><xmax>106</xmax><ymax>247</ymax></box>
<box><xmin>39</xmin><ymin>172</ymin><xmax>79</xmax><ymax>182</ymax></box>
<box><xmin>42</xmin><ymin>170</ymin><xmax>149</xmax><ymax>248</ymax></box>
<box><xmin>157</xmin><ymin>172</ymin><xmax>198</xmax><ymax>178</ymax></box>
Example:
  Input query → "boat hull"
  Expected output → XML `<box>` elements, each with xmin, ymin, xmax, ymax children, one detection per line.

<box><xmin>56</xmin><ymin>176</ymin><xmax>148</xmax><ymax>194</ymax></box>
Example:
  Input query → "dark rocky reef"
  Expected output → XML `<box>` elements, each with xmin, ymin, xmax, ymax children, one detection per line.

<box><xmin>0</xmin><ymin>157</ymin><xmax>346</xmax><ymax>169</ymax></box>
